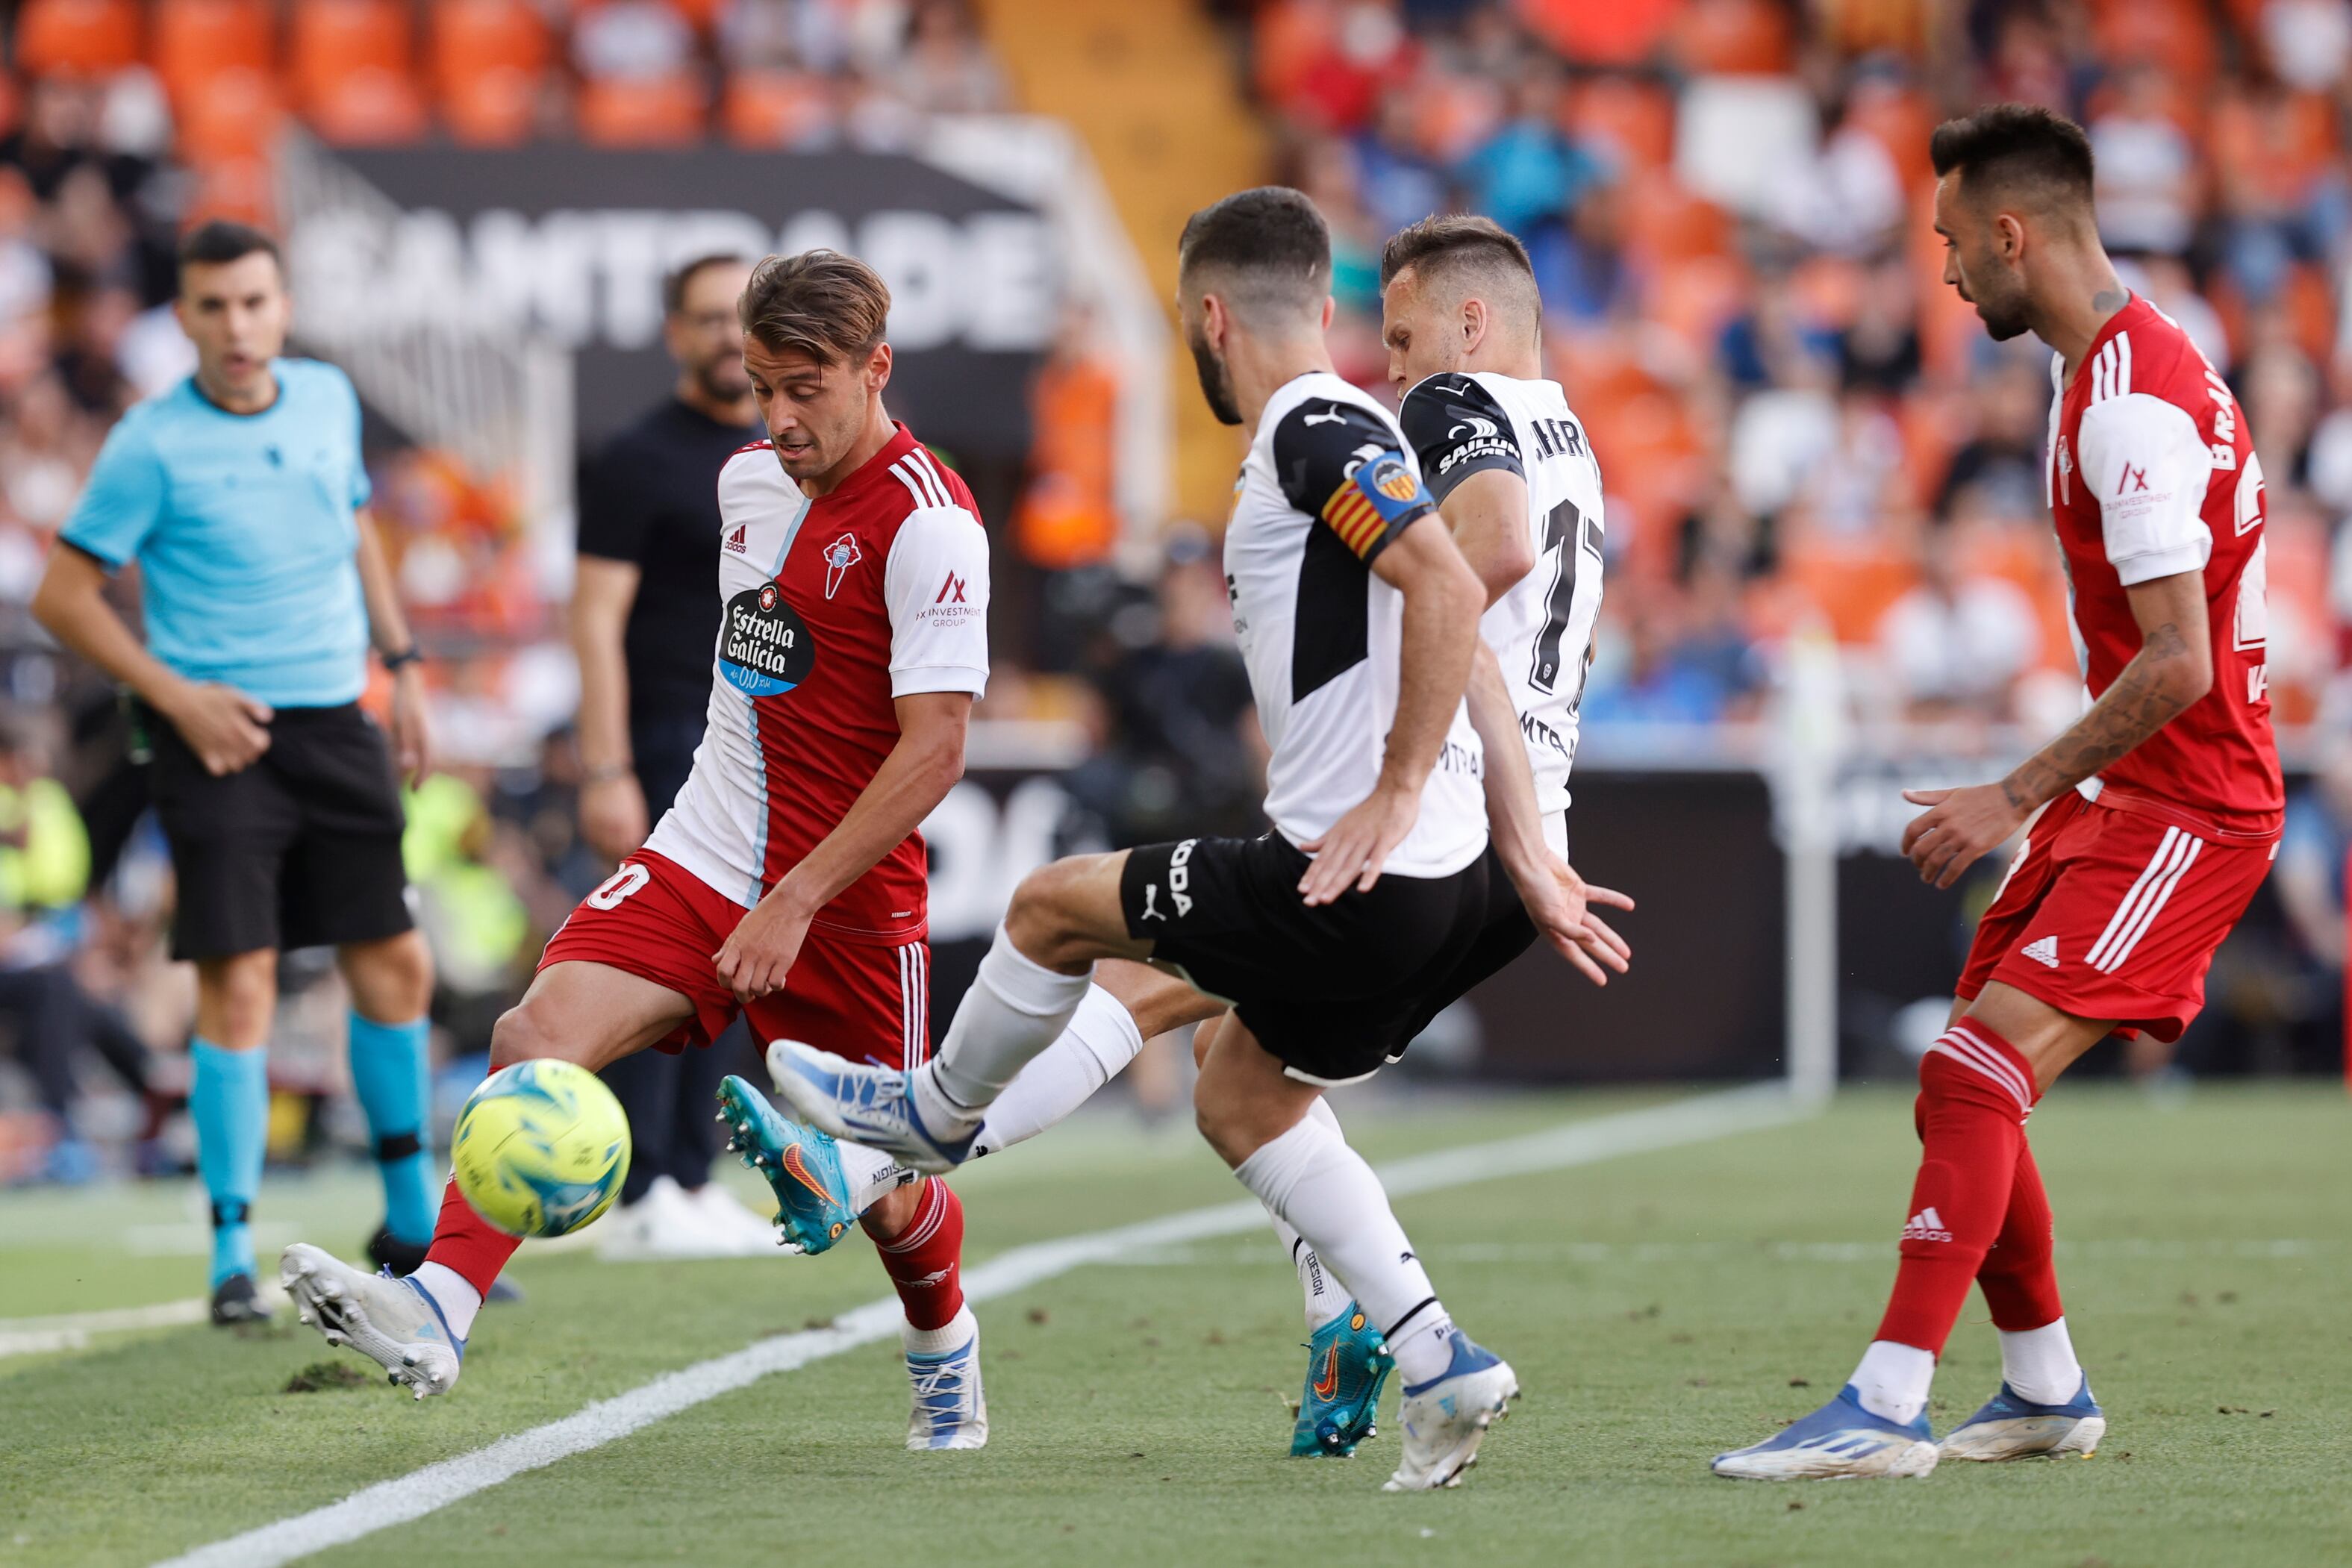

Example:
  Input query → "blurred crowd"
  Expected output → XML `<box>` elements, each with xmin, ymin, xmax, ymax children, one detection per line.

<box><xmin>1236</xmin><ymin>0</ymin><xmax>2352</xmax><ymax>735</ymax></box>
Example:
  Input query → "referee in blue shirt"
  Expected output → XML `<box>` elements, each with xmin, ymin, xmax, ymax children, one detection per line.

<box><xmin>33</xmin><ymin>222</ymin><xmax>439</xmax><ymax>1325</ymax></box>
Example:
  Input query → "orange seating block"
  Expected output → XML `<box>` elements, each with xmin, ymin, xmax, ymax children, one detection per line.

<box><xmin>293</xmin><ymin>0</ymin><xmax>412</xmax><ymax>99</ymax></box>
<box><xmin>16</xmin><ymin>0</ymin><xmax>142</xmax><ymax>75</ymax></box>
<box><xmin>722</xmin><ymin>70</ymin><xmax>833</xmax><ymax>148</ymax></box>
<box><xmin>307</xmin><ymin>66</ymin><xmax>430</xmax><ymax>144</ymax></box>
<box><xmin>442</xmin><ymin>64</ymin><xmax>540</xmax><ymax>146</ymax></box>
<box><xmin>1517</xmin><ymin>0</ymin><xmax>1680</xmax><ymax>66</ymax></box>
<box><xmin>176</xmin><ymin>66</ymin><xmax>283</xmax><ymax>164</ymax></box>
<box><xmin>577</xmin><ymin>74</ymin><xmax>706</xmax><ymax>148</ymax></box>
<box><xmin>430</xmin><ymin>0</ymin><xmax>550</xmax><ymax>89</ymax></box>
<box><xmin>154</xmin><ymin>0</ymin><xmax>275</xmax><ymax>102</ymax></box>
<box><xmin>1673</xmin><ymin>0</ymin><xmax>1796</xmax><ymax>74</ymax></box>
<box><xmin>1565</xmin><ymin>75</ymin><xmax>1676</xmax><ymax>173</ymax></box>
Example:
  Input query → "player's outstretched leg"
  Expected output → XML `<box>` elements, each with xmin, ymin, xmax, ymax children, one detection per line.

<box><xmin>1942</xmin><ymin>1138</ymin><xmax>2103</xmax><ymax>1461</ymax></box>
<box><xmin>1200</xmin><ymin>1022</ymin><xmax>1515</xmax><ymax>1491</ymax></box>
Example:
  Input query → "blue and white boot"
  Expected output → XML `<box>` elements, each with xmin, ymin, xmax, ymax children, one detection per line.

<box><xmin>1383</xmin><ymin>1331</ymin><xmax>1518</xmax><ymax>1491</ymax></box>
<box><xmin>1711</xmin><ymin>1384</ymin><xmax>1938</xmax><ymax>1480</ymax></box>
<box><xmin>904</xmin><ymin>1305</ymin><xmax>988</xmax><ymax>1451</ymax></box>
<box><xmin>279</xmin><ymin>1243</ymin><xmax>465</xmax><ymax>1400</ymax></box>
<box><xmin>1293</xmin><ymin>1303</ymin><xmax>1394</xmax><ymax>1458</ymax></box>
<box><xmin>714</xmin><ymin>1075</ymin><xmax>857</xmax><ymax>1255</ymax></box>
<box><xmin>767</xmin><ymin>1040</ymin><xmax>976</xmax><ymax>1175</ymax></box>
<box><xmin>1939</xmin><ymin>1375</ymin><xmax>2104</xmax><ymax>1462</ymax></box>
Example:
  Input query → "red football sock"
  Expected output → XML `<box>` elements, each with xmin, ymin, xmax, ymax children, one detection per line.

<box><xmin>1977</xmin><ymin>1137</ymin><xmax>2064</xmax><ymax>1330</ymax></box>
<box><xmin>1874</xmin><ymin>1019</ymin><xmax>2040</xmax><ymax>1355</ymax></box>
<box><xmin>872</xmin><ymin>1175</ymin><xmax>964</xmax><ymax>1331</ymax></box>
<box><xmin>422</xmin><ymin>1176</ymin><xmax>522</xmax><ymax>1298</ymax></box>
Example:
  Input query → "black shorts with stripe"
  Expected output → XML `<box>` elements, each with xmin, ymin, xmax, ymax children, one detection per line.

<box><xmin>1120</xmin><ymin>831</ymin><xmax>1524</xmax><ymax>1085</ymax></box>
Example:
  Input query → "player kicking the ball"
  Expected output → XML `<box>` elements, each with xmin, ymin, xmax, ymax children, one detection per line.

<box><xmin>280</xmin><ymin>249</ymin><xmax>1090</xmax><ymax>1447</ymax></box>
<box><xmin>714</xmin><ymin>207</ymin><xmax>1630</xmax><ymax>1468</ymax></box>
<box><xmin>1715</xmin><ymin>105</ymin><xmax>2282</xmax><ymax>1481</ymax></box>
<box><xmin>762</xmin><ymin>187</ymin><xmax>1629</xmax><ymax>1492</ymax></box>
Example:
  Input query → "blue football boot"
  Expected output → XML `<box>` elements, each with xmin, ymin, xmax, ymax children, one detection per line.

<box><xmin>1712</xmin><ymin>1384</ymin><xmax>1939</xmax><ymax>1480</ymax></box>
<box><xmin>1292</xmin><ymin>1303</ymin><xmax>1395</xmax><ymax>1458</ymax></box>
<box><xmin>904</xmin><ymin>1311</ymin><xmax>988</xmax><ymax>1450</ymax></box>
<box><xmin>765</xmin><ymin>1039</ymin><xmax>977</xmax><ymax>1174</ymax></box>
<box><xmin>1939</xmin><ymin>1375</ymin><xmax>2105</xmax><ymax>1462</ymax></box>
<box><xmin>714</xmin><ymin>1075</ymin><xmax>856</xmax><ymax>1255</ymax></box>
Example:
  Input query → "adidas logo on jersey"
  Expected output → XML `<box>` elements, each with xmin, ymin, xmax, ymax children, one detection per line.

<box><xmin>2022</xmin><ymin>935</ymin><xmax>2059</xmax><ymax>969</ymax></box>
<box><xmin>1902</xmin><ymin>1208</ymin><xmax>1952</xmax><ymax>1243</ymax></box>
<box><xmin>725</xmin><ymin>524</ymin><xmax>749</xmax><ymax>555</ymax></box>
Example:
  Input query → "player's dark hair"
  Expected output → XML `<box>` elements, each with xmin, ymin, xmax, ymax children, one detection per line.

<box><xmin>1929</xmin><ymin>104</ymin><xmax>2095</xmax><ymax>213</ymax></box>
<box><xmin>1377</xmin><ymin>213</ymin><xmax>1533</xmax><ymax>293</ymax></box>
<box><xmin>1176</xmin><ymin>187</ymin><xmax>1330</xmax><ymax>328</ymax></box>
<box><xmin>176</xmin><ymin>220</ymin><xmax>281</xmax><ymax>279</ymax></box>
<box><xmin>738</xmin><ymin>249</ymin><xmax>891</xmax><ymax>364</ymax></box>
<box><xmin>663</xmin><ymin>253</ymin><xmax>749</xmax><ymax>317</ymax></box>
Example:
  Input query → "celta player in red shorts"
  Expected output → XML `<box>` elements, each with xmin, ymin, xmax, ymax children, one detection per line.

<box><xmin>278</xmin><ymin>250</ymin><xmax>1014</xmax><ymax>1447</ymax></box>
<box><xmin>1716</xmin><ymin>104</ymin><xmax>2283</xmax><ymax>1479</ymax></box>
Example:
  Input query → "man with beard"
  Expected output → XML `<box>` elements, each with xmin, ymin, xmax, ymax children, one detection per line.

<box><xmin>567</xmin><ymin>252</ymin><xmax>776</xmax><ymax>1258</ymax></box>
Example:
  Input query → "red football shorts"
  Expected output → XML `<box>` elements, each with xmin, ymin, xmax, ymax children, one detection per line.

<box><xmin>1957</xmin><ymin>793</ymin><xmax>2277</xmax><ymax>1042</ymax></box>
<box><xmin>539</xmin><ymin>850</ymin><xmax>931</xmax><ymax>1066</ymax></box>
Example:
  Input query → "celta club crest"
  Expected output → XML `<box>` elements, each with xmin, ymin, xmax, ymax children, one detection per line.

<box><xmin>823</xmin><ymin>533</ymin><xmax>864</xmax><ymax>599</ymax></box>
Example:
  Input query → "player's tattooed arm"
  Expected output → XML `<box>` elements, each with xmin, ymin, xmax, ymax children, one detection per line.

<box><xmin>1901</xmin><ymin>570</ymin><xmax>2212</xmax><ymax>888</ymax></box>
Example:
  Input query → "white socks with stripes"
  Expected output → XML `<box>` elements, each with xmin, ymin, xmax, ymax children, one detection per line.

<box><xmin>967</xmin><ymin>984</ymin><xmax>1147</xmax><ymax>1159</ymax></box>
<box><xmin>916</xmin><ymin>928</ymin><xmax>1091</xmax><ymax>1131</ymax></box>
<box><xmin>1232</xmin><ymin>1107</ymin><xmax>1455</xmax><ymax>1385</ymax></box>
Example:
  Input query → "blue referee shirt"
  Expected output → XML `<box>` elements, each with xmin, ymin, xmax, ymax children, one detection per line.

<box><xmin>60</xmin><ymin>357</ymin><xmax>374</xmax><ymax>709</ymax></box>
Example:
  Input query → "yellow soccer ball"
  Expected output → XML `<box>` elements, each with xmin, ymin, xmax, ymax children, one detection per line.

<box><xmin>451</xmin><ymin>1059</ymin><xmax>632</xmax><ymax>1239</ymax></box>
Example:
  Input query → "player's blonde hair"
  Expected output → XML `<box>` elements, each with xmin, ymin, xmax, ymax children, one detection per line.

<box><xmin>739</xmin><ymin>249</ymin><xmax>891</xmax><ymax>364</ymax></box>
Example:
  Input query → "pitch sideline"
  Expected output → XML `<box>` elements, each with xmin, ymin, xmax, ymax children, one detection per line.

<box><xmin>152</xmin><ymin>1083</ymin><xmax>1808</xmax><ymax>1568</ymax></box>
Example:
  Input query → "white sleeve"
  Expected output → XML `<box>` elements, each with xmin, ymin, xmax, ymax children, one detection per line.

<box><xmin>2074</xmin><ymin>392</ymin><xmax>2214</xmax><ymax>585</ymax></box>
<box><xmin>884</xmin><ymin>507</ymin><xmax>991</xmax><ymax>697</ymax></box>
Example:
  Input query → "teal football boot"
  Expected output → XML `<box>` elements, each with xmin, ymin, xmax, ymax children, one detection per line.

<box><xmin>1291</xmin><ymin>1302</ymin><xmax>1395</xmax><ymax>1457</ymax></box>
<box><xmin>715</xmin><ymin>1075</ymin><xmax>856</xmax><ymax>1255</ymax></box>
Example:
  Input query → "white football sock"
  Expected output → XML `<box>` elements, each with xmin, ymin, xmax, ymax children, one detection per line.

<box><xmin>1231</xmin><ymin>1111</ymin><xmax>1454</xmax><ymax>1384</ymax></box>
<box><xmin>968</xmin><ymin>984</ymin><xmax>1146</xmax><ymax>1158</ymax></box>
<box><xmin>1998</xmin><ymin>1316</ymin><xmax>2083</xmax><ymax>1406</ymax></box>
<box><xmin>409</xmin><ymin>1261</ymin><xmax>482</xmax><ymax>1340</ymax></box>
<box><xmin>1850</xmin><ymin>1340</ymin><xmax>1935</xmax><ymax>1426</ymax></box>
<box><xmin>835</xmin><ymin>1141</ymin><xmax>916</xmax><ymax>1215</ymax></box>
<box><xmin>1269</xmin><ymin>1099</ymin><xmax>1350</xmax><ymax>1331</ymax></box>
<box><xmin>902</xmin><ymin>1302</ymin><xmax>976</xmax><ymax>1358</ymax></box>
<box><xmin>920</xmin><ymin>928</ymin><xmax>1092</xmax><ymax>1125</ymax></box>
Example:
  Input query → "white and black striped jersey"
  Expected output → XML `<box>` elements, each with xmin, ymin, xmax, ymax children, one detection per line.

<box><xmin>1400</xmin><ymin>371</ymin><xmax>1605</xmax><ymax>816</ymax></box>
<box><xmin>1225</xmin><ymin>372</ymin><xmax>1488</xmax><ymax>879</ymax></box>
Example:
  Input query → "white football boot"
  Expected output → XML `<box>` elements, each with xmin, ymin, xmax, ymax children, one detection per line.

<box><xmin>904</xmin><ymin>1306</ymin><xmax>988</xmax><ymax>1450</ymax></box>
<box><xmin>1939</xmin><ymin>1375</ymin><xmax>2106</xmax><ymax>1462</ymax></box>
<box><xmin>1383</xmin><ymin>1331</ymin><xmax>1519</xmax><ymax>1491</ymax></box>
<box><xmin>279</xmin><ymin>1243</ymin><xmax>465</xmax><ymax>1399</ymax></box>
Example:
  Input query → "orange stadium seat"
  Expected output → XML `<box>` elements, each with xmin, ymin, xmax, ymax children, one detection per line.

<box><xmin>308</xmin><ymin>68</ymin><xmax>431</xmax><ymax>144</ymax></box>
<box><xmin>1253</xmin><ymin>0</ymin><xmax>1338</xmax><ymax>109</ymax></box>
<box><xmin>293</xmin><ymin>0</ymin><xmax>427</xmax><ymax>143</ymax></box>
<box><xmin>1564</xmin><ymin>75</ymin><xmax>1676</xmax><ymax>173</ymax></box>
<box><xmin>722</xmin><ymin>71</ymin><xmax>834</xmax><ymax>149</ymax></box>
<box><xmin>154</xmin><ymin>0</ymin><xmax>275</xmax><ymax>104</ymax></box>
<box><xmin>442</xmin><ymin>65</ymin><xmax>540</xmax><ymax>146</ymax></box>
<box><xmin>1622</xmin><ymin>181</ymin><xmax>1732</xmax><ymax>268</ymax></box>
<box><xmin>430</xmin><ymin>0</ymin><xmax>550</xmax><ymax>88</ymax></box>
<box><xmin>175</xmin><ymin>66</ymin><xmax>283</xmax><ymax>165</ymax></box>
<box><xmin>16</xmin><ymin>0</ymin><xmax>142</xmax><ymax>75</ymax></box>
<box><xmin>577</xmin><ymin>75</ymin><xmax>706</xmax><ymax>148</ymax></box>
<box><xmin>1783</xmin><ymin>537</ymin><xmax>1921</xmax><ymax>646</ymax></box>
<box><xmin>1516</xmin><ymin>0</ymin><xmax>1680</xmax><ymax>67</ymax></box>
<box><xmin>1673</xmin><ymin>0</ymin><xmax>1797</xmax><ymax>74</ymax></box>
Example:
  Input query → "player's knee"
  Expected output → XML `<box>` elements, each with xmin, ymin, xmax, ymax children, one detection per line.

<box><xmin>346</xmin><ymin>931</ymin><xmax>434</xmax><ymax>1021</ymax></box>
<box><xmin>197</xmin><ymin>952</ymin><xmax>277</xmax><ymax>1048</ymax></box>
<box><xmin>1003</xmin><ymin>857</ymin><xmax>1102</xmax><ymax>973</ymax></box>
<box><xmin>488</xmin><ymin>1002</ymin><xmax>570</xmax><ymax>1070</ymax></box>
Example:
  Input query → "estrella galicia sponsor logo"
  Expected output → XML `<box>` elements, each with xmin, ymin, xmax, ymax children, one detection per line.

<box><xmin>720</xmin><ymin>581</ymin><xmax>815</xmax><ymax>696</ymax></box>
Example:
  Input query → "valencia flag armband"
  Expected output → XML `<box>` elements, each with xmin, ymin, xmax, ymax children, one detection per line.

<box><xmin>1320</xmin><ymin>449</ymin><xmax>1434</xmax><ymax>563</ymax></box>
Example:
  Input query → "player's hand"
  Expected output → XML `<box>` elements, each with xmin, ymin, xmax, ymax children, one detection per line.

<box><xmin>580</xmin><ymin>772</ymin><xmax>649</xmax><ymax>864</ymax></box>
<box><xmin>1900</xmin><ymin>783</ymin><xmax>2028</xmax><ymax>890</ymax></box>
<box><xmin>714</xmin><ymin>889</ymin><xmax>814</xmax><ymax>1004</ymax></box>
<box><xmin>1506</xmin><ymin>846</ymin><xmax>1634</xmax><ymax>986</ymax></box>
<box><xmin>1298</xmin><ymin>784</ymin><xmax>1420</xmax><ymax>906</ymax></box>
<box><xmin>388</xmin><ymin>665</ymin><xmax>433</xmax><ymax>787</ymax></box>
<box><xmin>167</xmin><ymin>681</ymin><xmax>272</xmax><ymax>775</ymax></box>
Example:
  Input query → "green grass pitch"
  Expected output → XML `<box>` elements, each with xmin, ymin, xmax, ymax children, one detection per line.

<box><xmin>4</xmin><ymin>1085</ymin><xmax>2349</xmax><ymax>1567</ymax></box>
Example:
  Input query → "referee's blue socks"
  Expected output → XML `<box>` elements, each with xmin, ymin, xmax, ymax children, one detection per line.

<box><xmin>348</xmin><ymin>1012</ymin><xmax>436</xmax><ymax>1246</ymax></box>
<box><xmin>190</xmin><ymin>1039</ymin><xmax>268</xmax><ymax>1287</ymax></box>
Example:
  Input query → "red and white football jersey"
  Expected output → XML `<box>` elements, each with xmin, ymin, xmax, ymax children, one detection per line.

<box><xmin>644</xmin><ymin>422</ymin><xmax>989</xmax><ymax>940</ymax></box>
<box><xmin>2046</xmin><ymin>294</ymin><xmax>2282</xmax><ymax>837</ymax></box>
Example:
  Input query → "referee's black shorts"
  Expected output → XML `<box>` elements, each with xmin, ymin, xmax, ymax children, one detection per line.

<box><xmin>143</xmin><ymin>702</ymin><xmax>414</xmax><ymax>963</ymax></box>
<box><xmin>1119</xmin><ymin>831</ymin><xmax>1497</xmax><ymax>1086</ymax></box>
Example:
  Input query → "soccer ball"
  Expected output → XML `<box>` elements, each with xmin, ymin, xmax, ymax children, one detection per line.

<box><xmin>451</xmin><ymin>1059</ymin><xmax>631</xmax><ymax>1239</ymax></box>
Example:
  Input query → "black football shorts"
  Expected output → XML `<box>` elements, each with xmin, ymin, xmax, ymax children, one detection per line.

<box><xmin>144</xmin><ymin>702</ymin><xmax>414</xmax><ymax>962</ymax></box>
<box><xmin>1119</xmin><ymin>831</ymin><xmax>1497</xmax><ymax>1084</ymax></box>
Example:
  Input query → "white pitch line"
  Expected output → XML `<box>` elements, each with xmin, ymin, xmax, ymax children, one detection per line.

<box><xmin>152</xmin><ymin>1082</ymin><xmax>1805</xmax><ymax>1568</ymax></box>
